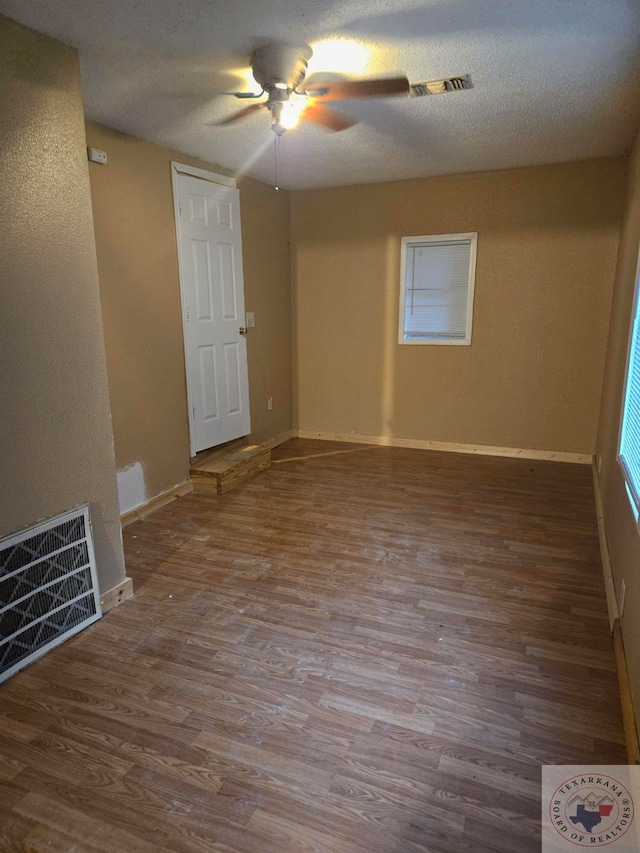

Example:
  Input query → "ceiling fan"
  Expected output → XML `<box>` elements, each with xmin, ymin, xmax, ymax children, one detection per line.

<box><xmin>216</xmin><ymin>42</ymin><xmax>410</xmax><ymax>136</ymax></box>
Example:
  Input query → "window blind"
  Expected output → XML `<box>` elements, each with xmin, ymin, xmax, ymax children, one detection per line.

<box><xmin>403</xmin><ymin>239</ymin><xmax>472</xmax><ymax>339</ymax></box>
<box><xmin>620</xmin><ymin>277</ymin><xmax>640</xmax><ymax>512</ymax></box>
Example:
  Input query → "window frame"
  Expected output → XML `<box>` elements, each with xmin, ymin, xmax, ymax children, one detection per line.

<box><xmin>617</xmin><ymin>243</ymin><xmax>640</xmax><ymax>527</ymax></box>
<box><xmin>398</xmin><ymin>232</ymin><xmax>478</xmax><ymax>346</ymax></box>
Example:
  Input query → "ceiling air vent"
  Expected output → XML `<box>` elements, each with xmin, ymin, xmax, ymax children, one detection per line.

<box><xmin>410</xmin><ymin>75</ymin><xmax>472</xmax><ymax>97</ymax></box>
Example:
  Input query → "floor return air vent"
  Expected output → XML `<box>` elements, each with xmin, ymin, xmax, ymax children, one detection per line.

<box><xmin>0</xmin><ymin>506</ymin><xmax>101</xmax><ymax>683</ymax></box>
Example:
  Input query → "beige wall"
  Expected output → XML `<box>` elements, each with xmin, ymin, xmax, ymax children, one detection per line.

<box><xmin>0</xmin><ymin>17</ymin><xmax>125</xmax><ymax>593</ymax></box>
<box><xmin>85</xmin><ymin>123</ymin><xmax>292</xmax><ymax>511</ymax></box>
<box><xmin>596</xmin><ymin>129</ymin><xmax>640</xmax><ymax>719</ymax></box>
<box><xmin>291</xmin><ymin>160</ymin><xmax>625</xmax><ymax>454</ymax></box>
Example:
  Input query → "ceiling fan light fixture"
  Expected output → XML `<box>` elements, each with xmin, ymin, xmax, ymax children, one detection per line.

<box><xmin>282</xmin><ymin>98</ymin><xmax>305</xmax><ymax>129</ymax></box>
<box><xmin>277</xmin><ymin>107</ymin><xmax>298</xmax><ymax>133</ymax></box>
<box><xmin>268</xmin><ymin>93</ymin><xmax>307</xmax><ymax>135</ymax></box>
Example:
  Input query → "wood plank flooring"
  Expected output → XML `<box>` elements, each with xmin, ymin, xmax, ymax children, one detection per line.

<box><xmin>0</xmin><ymin>439</ymin><xmax>626</xmax><ymax>852</ymax></box>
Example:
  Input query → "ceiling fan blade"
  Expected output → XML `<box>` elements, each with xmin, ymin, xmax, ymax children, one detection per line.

<box><xmin>214</xmin><ymin>102</ymin><xmax>266</xmax><ymax>126</ymax></box>
<box><xmin>302</xmin><ymin>103</ymin><xmax>355</xmax><ymax>132</ymax></box>
<box><xmin>303</xmin><ymin>76</ymin><xmax>410</xmax><ymax>101</ymax></box>
<box><xmin>219</xmin><ymin>91</ymin><xmax>264</xmax><ymax>99</ymax></box>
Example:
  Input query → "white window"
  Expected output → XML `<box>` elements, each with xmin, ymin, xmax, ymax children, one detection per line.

<box><xmin>398</xmin><ymin>232</ymin><xmax>477</xmax><ymax>345</ymax></box>
<box><xmin>618</xmin><ymin>246</ymin><xmax>640</xmax><ymax>525</ymax></box>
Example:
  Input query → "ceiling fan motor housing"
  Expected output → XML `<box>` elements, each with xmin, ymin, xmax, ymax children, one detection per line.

<box><xmin>250</xmin><ymin>43</ymin><xmax>312</xmax><ymax>93</ymax></box>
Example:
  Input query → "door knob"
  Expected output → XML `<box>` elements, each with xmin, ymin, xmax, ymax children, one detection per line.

<box><xmin>239</xmin><ymin>326</ymin><xmax>248</xmax><ymax>336</ymax></box>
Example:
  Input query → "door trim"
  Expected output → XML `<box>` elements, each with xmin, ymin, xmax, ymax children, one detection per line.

<box><xmin>171</xmin><ymin>162</ymin><xmax>237</xmax><ymax>456</ymax></box>
<box><xmin>172</xmin><ymin>162</ymin><xmax>236</xmax><ymax>188</ymax></box>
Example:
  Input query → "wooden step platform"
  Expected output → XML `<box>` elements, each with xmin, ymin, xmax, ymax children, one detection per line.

<box><xmin>190</xmin><ymin>443</ymin><xmax>271</xmax><ymax>495</ymax></box>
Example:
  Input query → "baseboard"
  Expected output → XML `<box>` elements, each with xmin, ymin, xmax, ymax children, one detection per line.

<box><xmin>120</xmin><ymin>481</ymin><xmax>193</xmax><ymax>527</ymax></box>
<box><xmin>100</xmin><ymin>576</ymin><xmax>133</xmax><ymax>613</ymax></box>
<box><xmin>613</xmin><ymin>619</ymin><xmax>640</xmax><ymax>764</ymax></box>
<box><xmin>294</xmin><ymin>430</ymin><xmax>592</xmax><ymax>465</ymax></box>
<box><xmin>592</xmin><ymin>466</ymin><xmax>619</xmax><ymax>632</ymax></box>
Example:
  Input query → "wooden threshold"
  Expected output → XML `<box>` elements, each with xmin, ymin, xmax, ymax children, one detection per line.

<box><xmin>191</xmin><ymin>443</ymin><xmax>271</xmax><ymax>495</ymax></box>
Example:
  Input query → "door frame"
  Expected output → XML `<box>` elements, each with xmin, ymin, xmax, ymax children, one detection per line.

<box><xmin>171</xmin><ymin>161</ymin><xmax>239</xmax><ymax>457</ymax></box>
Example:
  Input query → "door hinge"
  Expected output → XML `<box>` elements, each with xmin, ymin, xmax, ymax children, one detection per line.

<box><xmin>192</xmin><ymin>404</ymin><xmax>196</xmax><ymax>419</ymax></box>
<box><xmin>186</xmin><ymin>306</ymin><xmax>190</xmax><ymax>321</ymax></box>
<box><xmin>178</xmin><ymin>201</ymin><xmax>183</xmax><ymax>216</ymax></box>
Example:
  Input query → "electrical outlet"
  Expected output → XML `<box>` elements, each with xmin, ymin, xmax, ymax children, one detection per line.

<box><xmin>267</xmin><ymin>396</ymin><xmax>273</xmax><ymax>411</ymax></box>
<box><xmin>246</xmin><ymin>311</ymin><xmax>255</xmax><ymax>328</ymax></box>
<box><xmin>619</xmin><ymin>578</ymin><xmax>626</xmax><ymax>617</ymax></box>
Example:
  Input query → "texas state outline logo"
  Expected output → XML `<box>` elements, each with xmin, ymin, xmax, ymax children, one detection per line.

<box><xmin>542</xmin><ymin>766</ymin><xmax>640</xmax><ymax>851</ymax></box>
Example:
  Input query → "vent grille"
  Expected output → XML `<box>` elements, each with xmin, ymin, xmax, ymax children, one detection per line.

<box><xmin>0</xmin><ymin>506</ymin><xmax>101</xmax><ymax>683</ymax></box>
<box><xmin>410</xmin><ymin>74</ymin><xmax>472</xmax><ymax>97</ymax></box>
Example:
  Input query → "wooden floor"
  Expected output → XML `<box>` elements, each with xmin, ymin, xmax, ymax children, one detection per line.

<box><xmin>0</xmin><ymin>439</ymin><xmax>626</xmax><ymax>852</ymax></box>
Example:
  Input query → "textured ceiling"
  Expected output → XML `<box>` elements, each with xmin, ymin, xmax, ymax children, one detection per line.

<box><xmin>2</xmin><ymin>0</ymin><xmax>640</xmax><ymax>190</ymax></box>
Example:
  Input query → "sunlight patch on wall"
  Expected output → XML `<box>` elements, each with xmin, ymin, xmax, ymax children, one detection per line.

<box><xmin>381</xmin><ymin>236</ymin><xmax>400</xmax><ymax>436</ymax></box>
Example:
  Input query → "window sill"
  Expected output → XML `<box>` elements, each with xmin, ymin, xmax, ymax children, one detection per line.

<box><xmin>399</xmin><ymin>337</ymin><xmax>471</xmax><ymax>346</ymax></box>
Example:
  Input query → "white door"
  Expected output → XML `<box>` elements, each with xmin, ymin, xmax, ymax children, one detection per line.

<box><xmin>172</xmin><ymin>164</ymin><xmax>251</xmax><ymax>454</ymax></box>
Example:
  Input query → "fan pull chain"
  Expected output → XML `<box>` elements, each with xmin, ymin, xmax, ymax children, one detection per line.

<box><xmin>274</xmin><ymin>135</ymin><xmax>280</xmax><ymax>192</ymax></box>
